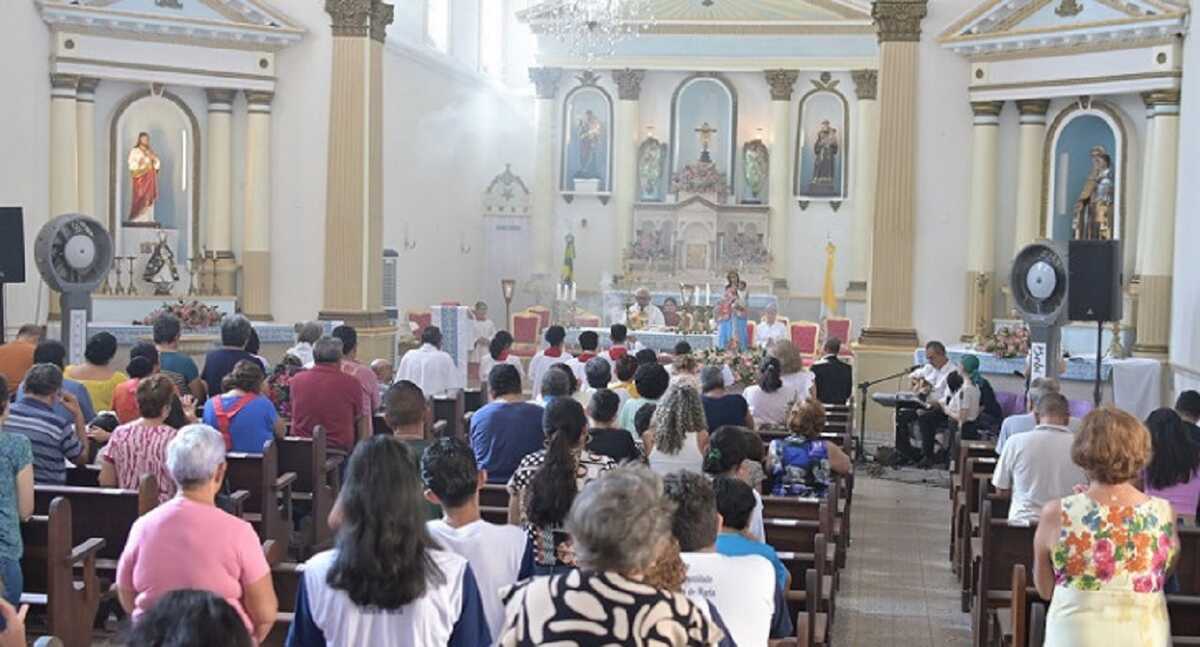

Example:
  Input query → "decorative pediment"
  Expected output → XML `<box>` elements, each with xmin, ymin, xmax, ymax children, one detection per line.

<box><xmin>483</xmin><ymin>165</ymin><xmax>532</xmax><ymax>216</ymax></box>
<box><xmin>519</xmin><ymin>0</ymin><xmax>873</xmax><ymax>35</ymax></box>
<box><xmin>37</xmin><ymin>0</ymin><xmax>304</xmax><ymax>50</ymax></box>
<box><xmin>939</xmin><ymin>0</ymin><xmax>1186</xmax><ymax>59</ymax></box>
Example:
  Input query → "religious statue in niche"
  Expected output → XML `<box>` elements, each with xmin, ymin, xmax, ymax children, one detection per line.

<box><xmin>1073</xmin><ymin>146</ymin><xmax>1114</xmax><ymax>240</ymax></box>
<box><xmin>576</xmin><ymin>110</ymin><xmax>605</xmax><ymax>180</ymax></box>
<box><xmin>670</xmin><ymin>123</ymin><xmax>730</xmax><ymax>201</ymax></box>
<box><xmin>808</xmin><ymin>121</ymin><xmax>841</xmax><ymax>195</ymax></box>
<box><xmin>1048</xmin><ymin>107</ymin><xmax>1121</xmax><ymax>241</ymax></box>
<box><xmin>142</xmin><ymin>229</ymin><xmax>179</xmax><ymax>295</ymax></box>
<box><xmin>127</xmin><ymin>132</ymin><xmax>161</xmax><ymax>225</ymax></box>
<box><xmin>742</xmin><ymin>140</ymin><xmax>769</xmax><ymax>204</ymax></box>
<box><xmin>637</xmin><ymin>137</ymin><xmax>667</xmax><ymax>201</ymax></box>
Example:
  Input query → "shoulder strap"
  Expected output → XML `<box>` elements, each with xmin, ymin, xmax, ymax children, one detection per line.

<box><xmin>211</xmin><ymin>394</ymin><xmax>257</xmax><ymax>449</ymax></box>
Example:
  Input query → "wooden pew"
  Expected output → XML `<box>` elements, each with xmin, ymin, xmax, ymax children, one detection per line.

<box><xmin>971</xmin><ymin>500</ymin><xmax>1037</xmax><ymax>647</ymax></box>
<box><xmin>989</xmin><ymin>563</ymin><xmax>1046</xmax><ymax>647</ymax></box>
<box><xmin>64</xmin><ymin>465</ymin><xmax>100</xmax><ymax>488</ymax></box>
<box><xmin>33</xmin><ymin>474</ymin><xmax>158</xmax><ymax>577</ymax></box>
<box><xmin>21</xmin><ymin>497</ymin><xmax>105</xmax><ymax>647</ymax></box>
<box><xmin>795</xmin><ymin>562</ymin><xmax>831</xmax><ymax>647</ymax></box>
<box><xmin>278</xmin><ymin>428</ymin><xmax>342</xmax><ymax>558</ymax></box>
<box><xmin>463</xmin><ymin>388</ymin><xmax>484</xmax><ymax>414</ymax></box>
<box><xmin>955</xmin><ymin>457</ymin><xmax>996</xmax><ymax>600</ymax></box>
<box><xmin>1175</xmin><ymin>527</ymin><xmax>1200</xmax><ymax>594</ymax></box>
<box><xmin>433</xmin><ymin>391</ymin><xmax>466</xmax><ymax>440</ymax></box>
<box><xmin>764</xmin><ymin>479</ymin><xmax>846</xmax><ymax>570</ymax></box>
<box><xmin>1168</xmin><ymin>595</ymin><xmax>1200</xmax><ymax>644</ymax></box>
<box><xmin>226</xmin><ymin>439</ymin><xmax>298</xmax><ymax>549</ymax></box>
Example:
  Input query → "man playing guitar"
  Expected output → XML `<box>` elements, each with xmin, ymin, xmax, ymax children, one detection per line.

<box><xmin>895</xmin><ymin>340</ymin><xmax>958</xmax><ymax>468</ymax></box>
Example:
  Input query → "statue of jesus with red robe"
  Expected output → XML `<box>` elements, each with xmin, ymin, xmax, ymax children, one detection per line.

<box><xmin>127</xmin><ymin>132</ymin><xmax>160</xmax><ymax>224</ymax></box>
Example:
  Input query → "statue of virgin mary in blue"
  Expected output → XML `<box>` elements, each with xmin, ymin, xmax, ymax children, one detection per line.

<box><xmin>715</xmin><ymin>270</ymin><xmax>749</xmax><ymax>351</ymax></box>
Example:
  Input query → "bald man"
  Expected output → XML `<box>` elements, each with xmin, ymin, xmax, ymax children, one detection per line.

<box><xmin>625</xmin><ymin>287</ymin><xmax>665</xmax><ymax>330</ymax></box>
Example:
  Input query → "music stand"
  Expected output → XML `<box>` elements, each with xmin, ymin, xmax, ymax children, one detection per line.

<box><xmin>855</xmin><ymin>365</ymin><xmax>918</xmax><ymax>464</ymax></box>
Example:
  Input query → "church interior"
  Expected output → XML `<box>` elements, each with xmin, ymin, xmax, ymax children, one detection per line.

<box><xmin>1</xmin><ymin>0</ymin><xmax>1199</xmax><ymax>645</ymax></box>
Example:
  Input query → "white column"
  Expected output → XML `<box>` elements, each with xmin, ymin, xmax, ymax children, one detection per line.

<box><xmin>205</xmin><ymin>89</ymin><xmax>235</xmax><ymax>255</ymax></box>
<box><xmin>610</xmin><ymin>69</ymin><xmax>644</xmax><ymax>274</ymax></box>
<box><xmin>849</xmin><ymin>69</ymin><xmax>878</xmax><ymax>293</ymax></box>
<box><xmin>1133</xmin><ymin>90</ymin><xmax>1181</xmax><ymax>355</ymax></box>
<box><xmin>75</xmin><ymin>77</ymin><xmax>99</xmax><ymax>218</ymax></box>
<box><xmin>49</xmin><ymin>73</ymin><xmax>79</xmax><ymax>217</ymax></box>
<box><xmin>963</xmin><ymin>100</ymin><xmax>1003</xmax><ymax>341</ymax></box>
<box><xmin>529</xmin><ymin>67</ymin><xmax>562</xmax><ymax>278</ymax></box>
<box><xmin>765</xmin><ymin>70</ymin><xmax>798</xmax><ymax>285</ymax></box>
<box><xmin>242</xmin><ymin>90</ymin><xmax>273</xmax><ymax>320</ymax></box>
<box><xmin>1012</xmin><ymin>100</ymin><xmax>1049</xmax><ymax>253</ymax></box>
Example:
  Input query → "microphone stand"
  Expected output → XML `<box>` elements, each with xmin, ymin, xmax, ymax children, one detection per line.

<box><xmin>855</xmin><ymin>366</ymin><xmax>919</xmax><ymax>464</ymax></box>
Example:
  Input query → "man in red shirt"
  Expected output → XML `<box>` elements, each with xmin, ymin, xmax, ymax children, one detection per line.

<box><xmin>289</xmin><ymin>337</ymin><xmax>368</xmax><ymax>453</ymax></box>
<box><xmin>0</xmin><ymin>324</ymin><xmax>44</xmax><ymax>387</ymax></box>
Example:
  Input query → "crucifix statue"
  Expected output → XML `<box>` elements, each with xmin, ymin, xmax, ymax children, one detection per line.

<box><xmin>695</xmin><ymin>122</ymin><xmax>718</xmax><ymax>163</ymax></box>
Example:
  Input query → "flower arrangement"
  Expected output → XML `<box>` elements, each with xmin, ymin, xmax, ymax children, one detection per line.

<box><xmin>696</xmin><ymin>345</ymin><xmax>767</xmax><ymax>387</ymax></box>
<box><xmin>138</xmin><ymin>299</ymin><xmax>225</xmax><ymax>330</ymax></box>
<box><xmin>976</xmin><ymin>324</ymin><xmax>1030</xmax><ymax>359</ymax></box>
<box><xmin>266</xmin><ymin>356</ymin><xmax>306</xmax><ymax>419</ymax></box>
<box><xmin>670</xmin><ymin>161</ymin><xmax>730</xmax><ymax>201</ymax></box>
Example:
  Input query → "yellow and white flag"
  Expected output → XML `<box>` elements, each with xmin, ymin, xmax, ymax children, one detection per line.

<box><xmin>822</xmin><ymin>241</ymin><xmax>837</xmax><ymax>316</ymax></box>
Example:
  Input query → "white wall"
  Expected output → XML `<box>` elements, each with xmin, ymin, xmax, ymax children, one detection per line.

<box><xmin>0</xmin><ymin>1</ymin><xmax>51</xmax><ymax>330</ymax></box>
<box><xmin>1171</xmin><ymin>20</ymin><xmax>1200</xmax><ymax>388</ymax></box>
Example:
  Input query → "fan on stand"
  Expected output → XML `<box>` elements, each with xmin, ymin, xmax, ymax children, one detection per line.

<box><xmin>1009</xmin><ymin>240</ymin><xmax>1069</xmax><ymax>386</ymax></box>
<box><xmin>34</xmin><ymin>214</ymin><xmax>114</xmax><ymax>366</ymax></box>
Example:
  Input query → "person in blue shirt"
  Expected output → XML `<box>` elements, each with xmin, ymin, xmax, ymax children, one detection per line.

<box><xmin>469</xmin><ymin>365</ymin><xmax>545</xmax><ymax>484</ymax></box>
<box><xmin>287</xmin><ymin>436</ymin><xmax>490</xmax><ymax>647</ymax></box>
<box><xmin>16</xmin><ymin>341</ymin><xmax>95</xmax><ymax>428</ymax></box>
<box><xmin>712</xmin><ymin>475</ymin><xmax>790</xmax><ymax>591</ymax></box>
<box><xmin>153</xmin><ymin>313</ymin><xmax>206</xmax><ymax>401</ymax></box>
<box><xmin>201</xmin><ymin>360</ymin><xmax>282</xmax><ymax>453</ymax></box>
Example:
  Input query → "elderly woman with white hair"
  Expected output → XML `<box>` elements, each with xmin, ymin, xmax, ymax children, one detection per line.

<box><xmin>115</xmin><ymin>424</ymin><xmax>277</xmax><ymax>642</ymax></box>
<box><xmin>498</xmin><ymin>464</ymin><xmax>725</xmax><ymax>646</ymax></box>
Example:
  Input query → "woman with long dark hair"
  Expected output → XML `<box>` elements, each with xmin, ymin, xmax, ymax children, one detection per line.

<box><xmin>506</xmin><ymin>397</ymin><xmax>615</xmax><ymax>575</ymax></box>
<box><xmin>743</xmin><ymin>356</ymin><xmax>802</xmax><ymax>427</ymax></box>
<box><xmin>479</xmin><ymin>330</ymin><xmax>524</xmax><ymax>387</ymax></box>
<box><xmin>287</xmin><ymin>436</ymin><xmax>490</xmax><ymax>646</ymax></box>
<box><xmin>1142</xmin><ymin>407</ymin><xmax>1200</xmax><ymax>525</ymax></box>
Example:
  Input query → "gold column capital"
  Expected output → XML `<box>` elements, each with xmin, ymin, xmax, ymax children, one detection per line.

<box><xmin>872</xmin><ymin>0</ymin><xmax>928</xmax><ymax>43</ymax></box>
<box><xmin>206</xmin><ymin>88</ymin><xmax>237</xmax><ymax>108</ymax></box>
<box><xmin>971</xmin><ymin>100</ymin><xmax>1003</xmax><ymax>117</ymax></box>
<box><xmin>326</xmin><ymin>0</ymin><xmax>392</xmax><ymax>41</ymax></box>
<box><xmin>1143</xmin><ymin>89</ymin><xmax>1181</xmax><ymax>108</ymax></box>
<box><xmin>370</xmin><ymin>0</ymin><xmax>394</xmax><ymax>43</ymax></box>
<box><xmin>1016</xmin><ymin>99</ymin><xmax>1050</xmax><ymax>116</ymax></box>
<box><xmin>611</xmin><ymin>69</ymin><xmax>645</xmax><ymax>101</ymax></box>
<box><xmin>529</xmin><ymin>67</ymin><xmax>563</xmax><ymax>100</ymax></box>
<box><xmin>76</xmin><ymin>76</ymin><xmax>101</xmax><ymax>98</ymax></box>
<box><xmin>764</xmin><ymin>69</ymin><xmax>799</xmax><ymax>101</ymax></box>
<box><xmin>50</xmin><ymin>73</ymin><xmax>79</xmax><ymax>93</ymax></box>
<box><xmin>244</xmin><ymin>90</ymin><xmax>275</xmax><ymax>106</ymax></box>
<box><xmin>851</xmin><ymin>69</ymin><xmax>878</xmax><ymax>100</ymax></box>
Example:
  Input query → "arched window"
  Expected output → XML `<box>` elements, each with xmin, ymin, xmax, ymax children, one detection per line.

<box><xmin>427</xmin><ymin>0</ymin><xmax>450</xmax><ymax>53</ymax></box>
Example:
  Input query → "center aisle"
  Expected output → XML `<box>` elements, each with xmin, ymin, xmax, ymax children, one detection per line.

<box><xmin>831</xmin><ymin>476</ymin><xmax>971</xmax><ymax>646</ymax></box>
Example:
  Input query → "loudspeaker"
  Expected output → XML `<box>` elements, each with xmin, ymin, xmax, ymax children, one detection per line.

<box><xmin>0</xmin><ymin>208</ymin><xmax>25</xmax><ymax>284</ymax></box>
<box><xmin>1068</xmin><ymin>239</ymin><xmax>1122</xmax><ymax>322</ymax></box>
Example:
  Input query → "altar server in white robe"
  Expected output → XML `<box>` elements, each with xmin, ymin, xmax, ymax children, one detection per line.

<box><xmin>469</xmin><ymin>301</ymin><xmax>496</xmax><ymax>364</ymax></box>
<box><xmin>397</xmin><ymin>326</ymin><xmax>464</xmax><ymax>397</ymax></box>
<box><xmin>757</xmin><ymin>303</ymin><xmax>789</xmax><ymax>349</ymax></box>
<box><xmin>624</xmin><ymin>287</ymin><xmax>666</xmax><ymax>330</ymax></box>
<box><xmin>564</xmin><ymin>330</ymin><xmax>601</xmax><ymax>385</ymax></box>
<box><xmin>528</xmin><ymin>325</ymin><xmax>569</xmax><ymax>400</ymax></box>
<box><xmin>478</xmin><ymin>330</ymin><xmax>525</xmax><ymax>387</ymax></box>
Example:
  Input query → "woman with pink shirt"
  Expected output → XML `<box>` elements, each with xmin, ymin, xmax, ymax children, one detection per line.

<box><xmin>115</xmin><ymin>424</ymin><xmax>278</xmax><ymax>642</ymax></box>
<box><xmin>1141</xmin><ymin>407</ymin><xmax>1200</xmax><ymax>525</ymax></box>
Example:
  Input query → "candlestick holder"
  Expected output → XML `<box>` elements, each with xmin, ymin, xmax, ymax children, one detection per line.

<box><xmin>208</xmin><ymin>254</ymin><xmax>221</xmax><ymax>296</ymax></box>
<box><xmin>186</xmin><ymin>257</ymin><xmax>200</xmax><ymax>296</ymax></box>
<box><xmin>124</xmin><ymin>257</ymin><xmax>140</xmax><ymax>296</ymax></box>
<box><xmin>111</xmin><ymin>258</ymin><xmax>125</xmax><ymax>296</ymax></box>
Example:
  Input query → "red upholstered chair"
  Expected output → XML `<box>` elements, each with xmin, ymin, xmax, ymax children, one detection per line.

<box><xmin>510</xmin><ymin>311</ymin><xmax>541</xmax><ymax>358</ymax></box>
<box><xmin>824</xmin><ymin>317</ymin><xmax>854</xmax><ymax>357</ymax></box>
<box><xmin>790</xmin><ymin>321</ymin><xmax>821</xmax><ymax>362</ymax></box>
<box><xmin>408</xmin><ymin>310</ymin><xmax>432</xmax><ymax>337</ymax></box>
<box><xmin>574</xmin><ymin>312</ymin><xmax>602</xmax><ymax>328</ymax></box>
<box><xmin>746</xmin><ymin>321</ymin><xmax>757</xmax><ymax>348</ymax></box>
<box><xmin>527</xmin><ymin>306</ymin><xmax>551</xmax><ymax>332</ymax></box>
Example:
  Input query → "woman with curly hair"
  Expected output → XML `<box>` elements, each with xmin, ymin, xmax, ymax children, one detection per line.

<box><xmin>506</xmin><ymin>397</ymin><xmax>616</xmax><ymax>575</ymax></box>
<box><xmin>644</xmin><ymin>383</ymin><xmax>710</xmax><ymax>476</ymax></box>
<box><xmin>768</xmin><ymin>398</ymin><xmax>851</xmax><ymax>497</ymax></box>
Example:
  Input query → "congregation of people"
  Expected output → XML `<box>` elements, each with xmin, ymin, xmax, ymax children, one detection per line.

<box><xmin>0</xmin><ymin>307</ymin><xmax>1193</xmax><ymax>646</ymax></box>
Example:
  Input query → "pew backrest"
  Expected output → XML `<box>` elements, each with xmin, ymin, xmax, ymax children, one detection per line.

<box><xmin>33</xmin><ymin>473</ymin><xmax>158</xmax><ymax>563</ymax></box>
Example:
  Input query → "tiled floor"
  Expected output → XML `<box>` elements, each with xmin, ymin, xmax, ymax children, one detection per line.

<box><xmin>832</xmin><ymin>476</ymin><xmax>971</xmax><ymax>646</ymax></box>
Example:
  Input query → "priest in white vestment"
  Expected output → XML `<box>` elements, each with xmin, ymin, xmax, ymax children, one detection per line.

<box><xmin>624</xmin><ymin>288</ymin><xmax>666</xmax><ymax>330</ymax></box>
<box><xmin>469</xmin><ymin>301</ymin><xmax>496</xmax><ymax>364</ymax></box>
<box><xmin>757</xmin><ymin>304</ymin><xmax>789</xmax><ymax>349</ymax></box>
<box><xmin>396</xmin><ymin>326</ymin><xmax>463</xmax><ymax>397</ymax></box>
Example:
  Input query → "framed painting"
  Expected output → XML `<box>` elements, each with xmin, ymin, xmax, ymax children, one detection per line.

<box><xmin>560</xmin><ymin>72</ymin><xmax>614</xmax><ymax>194</ymax></box>
<box><xmin>794</xmin><ymin>73</ymin><xmax>849</xmax><ymax>203</ymax></box>
<box><xmin>1043</xmin><ymin>100</ymin><xmax>1126</xmax><ymax>241</ymax></box>
<box><xmin>637</xmin><ymin>136</ymin><xmax>668</xmax><ymax>202</ymax></box>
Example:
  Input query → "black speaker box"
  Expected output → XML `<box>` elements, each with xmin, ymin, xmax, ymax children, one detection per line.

<box><xmin>0</xmin><ymin>208</ymin><xmax>25</xmax><ymax>284</ymax></box>
<box><xmin>1068</xmin><ymin>239</ymin><xmax>1122</xmax><ymax>322</ymax></box>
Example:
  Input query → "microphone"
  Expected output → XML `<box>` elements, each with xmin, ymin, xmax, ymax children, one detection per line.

<box><xmin>908</xmin><ymin>364</ymin><xmax>924</xmax><ymax>372</ymax></box>
<box><xmin>1012</xmin><ymin>370</ymin><xmax>1026</xmax><ymax>379</ymax></box>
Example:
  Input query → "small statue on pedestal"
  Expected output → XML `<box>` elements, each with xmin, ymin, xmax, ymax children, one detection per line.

<box><xmin>142</xmin><ymin>230</ymin><xmax>179</xmax><ymax>296</ymax></box>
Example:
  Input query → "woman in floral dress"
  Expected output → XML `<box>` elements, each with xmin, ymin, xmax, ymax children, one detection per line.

<box><xmin>1033</xmin><ymin>407</ymin><xmax>1178</xmax><ymax>646</ymax></box>
<box><xmin>767</xmin><ymin>398</ymin><xmax>850</xmax><ymax>498</ymax></box>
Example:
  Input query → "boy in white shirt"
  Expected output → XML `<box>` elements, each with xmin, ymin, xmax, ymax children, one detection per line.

<box><xmin>421</xmin><ymin>437</ymin><xmax>532</xmax><ymax>643</ymax></box>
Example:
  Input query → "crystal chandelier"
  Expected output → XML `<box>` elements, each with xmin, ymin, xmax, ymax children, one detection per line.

<box><xmin>537</xmin><ymin>0</ymin><xmax>657</xmax><ymax>61</ymax></box>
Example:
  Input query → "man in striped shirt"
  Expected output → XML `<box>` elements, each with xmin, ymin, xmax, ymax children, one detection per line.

<box><xmin>3</xmin><ymin>364</ymin><xmax>88</xmax><ymax>484</ymax></box>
